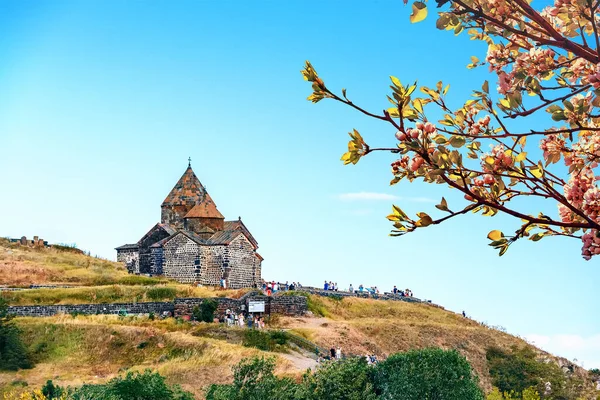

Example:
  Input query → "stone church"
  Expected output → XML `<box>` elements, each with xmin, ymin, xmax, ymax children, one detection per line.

<box><xmin>116</xmin><ymin>162</ymin><xmax>262</xmax><ymax>288</ymax></box>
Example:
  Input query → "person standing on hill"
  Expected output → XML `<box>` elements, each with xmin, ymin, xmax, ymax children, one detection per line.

<box><xmin>330</xmin><ymin>346</ymin><xmax>336</xmax><ymax>359</ymax></box>
<box><xmin>349</xmin><ymin>284</ymin><xmax>354</xmax><ymax>293</ymax></box>
<box><xmin>336</xmin><ymin>346</ymin><xmax>342</xmax><ymax>360</ymax></box>
<box><xmin>324</xmin><ymin>281</ymin><xmax>329</xmax><ymax>290</ymax></box>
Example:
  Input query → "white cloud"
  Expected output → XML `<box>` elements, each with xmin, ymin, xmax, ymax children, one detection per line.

<box><xmin>524</xmin><ymin>333</ymin><xmax>600</xmax><ymax>369</ymax></box>
<box><xmin>337</xmin><ymin>192</ymin><xmax>436</xmax><ymax>203</ymax></box>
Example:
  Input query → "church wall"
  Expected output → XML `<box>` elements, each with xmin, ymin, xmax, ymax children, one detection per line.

<box><xmin>227</xmin><ymin>235</ymin><xmax>260</xmax><ymax>289</ymax></box>
<box><xmin>162</xmin><ymin>234</ymin><xmax>201</xmax><ymax>283</ymax></box>
<box><xmin>254</xmin><ymin>256</ymin><xmax>262</xmax><ymax>287</ymax></box>
<box><xmin>199</xmin><ymin>245</ymin><xmax>226</xmax><ymax>286</ymax></box>
<box><xmin>150</xmin><ymin>247</ymin><xmax>163</xmax><ymax>275</ymax></box>
<box><xmin>117</xmin><ymin>249</ymin><xmax>139</xmax><ymax>274</ymax></box>
<box><xmin>138</xmin><ymin>226</ymin><xmax>172</xmax><ymax>274</ymax></box>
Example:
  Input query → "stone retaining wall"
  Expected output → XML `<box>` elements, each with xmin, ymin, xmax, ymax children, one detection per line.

<box><xmin>8</xmin><ymin>293</ymin><xmax>308</xmax><ymax>318</ymax></box>
<box><xmin>173</xmin><ymin>293</ymin><xmax>307</xmax><ymax>317</ymax></box>
<box><xmin>8</xmin><ymin>301</ymin><xmax>174</xmax><ymax>317</ymax></box>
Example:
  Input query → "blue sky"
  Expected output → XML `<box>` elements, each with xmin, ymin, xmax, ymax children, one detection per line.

<box><xmin>0</xmin><ymin>0</ymin><xmax>598</xmax><ymax>368</ymax></box>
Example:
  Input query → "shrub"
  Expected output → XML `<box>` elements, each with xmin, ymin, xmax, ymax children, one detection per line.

<box><xmin>192</xmin><ymin>299</ymin><xmax>218</xmax><ymax>323</ymax></box>
<box><xmin>300</xmin><ymin>357</ymin><xmax>377</xmax><ymax>400</ymax></box>
<box><xmin>146</xmin><ymin>287</ymin><xmax>177</xmax><ymax>301</ymax></box>
<box><xmin>70</xmin><ymin>370</ymin><xmax>193</xmax><ymax>400</ymax></box>
<box><xmin>0</xmin><ymin>297</ymin><xmax>33</xmax><ymax>370</ymax></box>
<box><xmin>486</xmin><ymin>346</ymin><xmax>582</xmax><ymax>398</ymax></box>
<box><xmin>206</xmin><ymin>357</ymin><xmax>299</xmax><ymax>400</ymax></box>
<box><xmin>486</xmin><ymin>386</ymin><xmax>541</xmax><ymax>400</ymax></box>
<box><xmin>243</xmin><ymin>329</ymin><xmax>272</xmax><ymax>351</ymax></box>
<box><xmin>373</xmin><ymin>348</ymin><xmax>484</xmax><ymax>400</ymax></box>
<box><xmin>41</xmin><ymin>380</ymin><xmax>64</xmax><ymax>399</ymax></box>
<box><xmin>242</xmin><ymin>330</ymin><xmax>288</xmax><ymax>351</ymax></box>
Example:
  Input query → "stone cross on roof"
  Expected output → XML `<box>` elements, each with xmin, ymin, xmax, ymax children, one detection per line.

<box><xmin>188</xmin><ymin>157</ymin><xmax>192</xmax><ymax>167</ymax></box>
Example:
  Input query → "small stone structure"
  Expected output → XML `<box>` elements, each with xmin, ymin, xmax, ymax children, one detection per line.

<box><xmin>9</xmin><ymin>236</ymin><xmax>49</xmax><ymax>247</ymax></box>
<box><xmin>7</xmin><ymin>293</ymin><xmax>307</xmax><ymax>318</ymax></box>
<box><xmin>116</xmin><ymin>161</ymin><xmax>262</xmax><ymax>288</ymax></box>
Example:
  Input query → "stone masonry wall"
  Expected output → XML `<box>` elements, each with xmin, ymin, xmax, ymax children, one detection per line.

<box><xmin>117</xmin><ymin>249</ymin><xmax>139</xmax><ymax>273</ymax></box>
<box><xmin>150</xmin><ymin>247</ymin><xmax>164</xmax><ymax>275</ymax></box>
<box><xmin>227</xmin><ymin>235</ymin><xmax>259</xmax><ymax>289</ymax></box>
<box><xmin>200</xmin><ymin>245</ymin><xmax>226</xmax><ymax>286</ymax></box>
<box><xmin>8</xmin><ymin>295</ymin><xmax>307</xmax><ymax>319</ymax></box>
<box><xmin>8</xmin><ymin>302</ymin><xmax>174</xmax><ymax>317</ymax></box>
<box><xmin>173</xmin><ymin>293</ymin><xmax>307</xmax><ymax>318</ymax></box>
<box><xmin>163</xmin><ymin>234</ymin><xmax>201</xmax><ymax>283</ymax></box>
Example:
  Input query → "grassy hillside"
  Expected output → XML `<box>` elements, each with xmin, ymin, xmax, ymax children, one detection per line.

<box><xmin>0</xmin><ymin>238</ymin><xmax>133</xmax><ymax>286</ymax></box>
<box><xmin>0</xmin><ymin>239</ymin><xmax>597</xmax><ymax>399</ymax></box>
<box><xmin>275</xmin><ymin>296</ymin><xmax>550</xmax><ymax>392</ymax></box>
<box><xmin>0</xmin><ymin>315</ymin><xmax>296</xmax><ymax>399</ymax></box>
<box><xmin>0</xmin><ymin>238</ymin><xmax>249</xmax><ymax>303</ymax></box>
<box><xmin>1</xmin><ymin>297</ymin><xmax>596</xmax><ymax>399</ymax></box>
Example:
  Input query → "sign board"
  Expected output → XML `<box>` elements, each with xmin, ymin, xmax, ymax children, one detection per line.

<box><xmin>248</xmin><ymin>300</ymin><xmax>265</xmax><ymax>313</ymax></box>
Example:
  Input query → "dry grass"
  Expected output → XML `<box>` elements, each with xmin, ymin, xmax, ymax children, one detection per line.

<box><xmin>0</xmin><ymin>315</ymin><xmax>295</xmax><ymax>399</ymax></box>
<box><xmin>2</xmin><ymin>285</ymin><xmax>251</xmax><ymax>306</ymax></box>
<box><xmin>0</xmin><ymin>239</ymin><xmax>130</xmax><ymax>286</ymax></box>
<box><xmin>274</xmin><ymin>296</ymin><xmax>549</xmax><ymax>393</ymax></box>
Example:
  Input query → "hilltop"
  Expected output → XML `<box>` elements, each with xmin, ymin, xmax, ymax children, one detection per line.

<box><xmin>0</xmin><ymin>239</ymin><xmax>598</xmax><ymax>399</ymax></box>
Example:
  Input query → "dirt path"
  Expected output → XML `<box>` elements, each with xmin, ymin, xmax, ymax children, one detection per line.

<box><xmin>280</xmin><ymin>350</ymin><xmax>318</xmax><ymax>371</ymax></box>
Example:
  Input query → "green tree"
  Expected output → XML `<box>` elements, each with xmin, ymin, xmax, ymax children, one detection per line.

<box><xmin>297</xmin><ymin>357</ymin><xmax>377</xmax><ymax>400</ymax></box>
<box><xmin>373</xmin><ymin>348</ymin><xmax>484</xmax><ymax>400</ymax></box>
<box><xmin>486</xmin><ymin>346</ymin><xmax>582</xmax><ymax>399</ymax></box>
<box><xmin>192</xmin><ymin>298</ymin><xmax>218</xmax><ymax>323</ymax></box>
<box><xmin>71</xmin><ymin>370</ymin><xmax>193</xmax><ymax>400</ymax></box>
<box><xmin>206</xmin><ymin>357</ymin><xmax>299</xmax><ymax>400</ymax></box>
<box><xmin>0</xmin><ymin>297</ymin><xmax>33</xmax><ymax>370</ymax></box>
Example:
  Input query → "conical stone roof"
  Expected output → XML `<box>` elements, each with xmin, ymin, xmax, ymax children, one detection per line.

<box><xmin>161</xmin><ymin>166</ymin><xmax>206</xmax><ymax>207</ymax></box>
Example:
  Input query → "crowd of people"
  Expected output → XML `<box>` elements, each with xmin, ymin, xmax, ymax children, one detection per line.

<box><xmin>258</xmin><ymin>278</ymin><xmax>415</xmax><ymax>299</ymax></box>
<box><xmin>315</xmin><ymin>345</ymin><xmax>382</xmax><ymax>367</ymax></box>
<box><xmin>223</xmin><ymin>309</ymin><xmax>266</xmax><ymax>329</ymax></box>
<box><xmin>261</xmin><ymin>280</ymin><xmax>303</xmax><ymax>295</ymax></box>
<box><xmin>317</xmin><ymin>345</ymin><xmax>343</xmax><ymax>362</ymax></box>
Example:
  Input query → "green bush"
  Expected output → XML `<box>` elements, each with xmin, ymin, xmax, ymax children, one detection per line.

<box><xmin>206</xmin><ymin>357</ymin><xmax>299</xmax><ymax>400</ymax></box>
<box><xmin>486</xmin><ymin>346</ymin><xmax>582</xmax><ymax>399</ymax></box>
<box><xmin>373</xmin><ymin>348</ymin><xmax>484</xmax><ymax>400</ymax></box>
<box><xmin>0</xmin><ymin>297</ymin><xmax>33</xmax><ymax>371</ymax></box>
<box><xmin>146</xmin><ymin>287</ymin><xmax>177</xmax><ymax>301</ymax></box>
<box><xmin>243</xmin><ymin>329</ymin><xmax>272</xmax><ymax>351</ymax></box>
<box><xmin>41</xmin><ymin>380</ymin><xmax>64</xmax><ymax>399</ymax></box>
<box><xmin>242</xmin><ymin>330</ymin><xmax>288</xmax><ymax>351</ymax></box>
<box><xmin>209</xmin><ymin>349</ymin><xmax>485</xmax><ymax>400</ymax></box>
<box><xmin>192</xmin><ymin>299</ymin><xmax>218</xmax><ymax>323</ymax></box>
<box><xmin>70</xmin><ymin>370</ymin><xmax>193</xmax><ymax>400</ymax></box>
<box><xmin>299</xmin><ymin>357</ymin><xmax>377</xmax><ymax>400</ymax></box>
<box><xmin>486</xmin><ymin>386</ymin><xmax>541</xmax><ymax>400</ymax></box>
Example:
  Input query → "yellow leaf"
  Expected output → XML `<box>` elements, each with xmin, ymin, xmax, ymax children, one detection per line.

<box><xmin>487</xmin><ymin>230</ymin><xmax>503</xmax><ymax>241</ymax></box>
<box><xmin>530</xmin><ymin>167</ymin><xmax>543</xmax><ymax>178</ymax></box>
<box><xmin>410</xmin><ymin>1</ymin><xmax>428</xmax><ymax>23</ymax></box>
<box><xmin>515</xmin><ymin>152</ymin><xmax>527</xmax><ymax>162</ymax></box>
<box><xmin>390</xmin><ymin>76</ymin><xmax>402</xmax><ymax>88</ymax></box>
<box><xmin>413</xmin><ymin>99</ymin><xmax>424</xmax><ymax>113</ymax></box>
<box><xmin>499</xmin><ymin>98</ymin><xmax>510</xmax><ymax>108</ymax></box>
